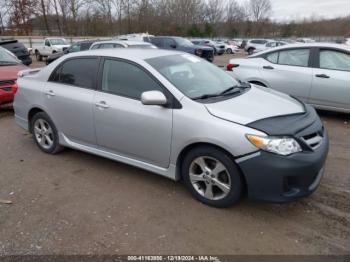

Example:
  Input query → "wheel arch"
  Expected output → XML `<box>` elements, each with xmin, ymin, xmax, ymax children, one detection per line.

<box><xmin>28</xmin><ymin>107</ymin><xmax>45</xmax><ymax>132</ymax></box>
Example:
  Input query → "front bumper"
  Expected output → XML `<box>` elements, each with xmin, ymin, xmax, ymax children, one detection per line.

<box><xmin>237</xmin><ymin>130</ymin><xmax>329</xmax><ymax>203</ymax></box>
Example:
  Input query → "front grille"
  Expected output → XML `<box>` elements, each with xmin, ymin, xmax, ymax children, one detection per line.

<box><xmin>302</xmin><ymin>130</ymin><xmax>324</xmax><ymax>150</ymax></box>
<box><xmin>0</xmin><ymin>80</ymin><xmax>15</xmax><ymax>87</ymax></box>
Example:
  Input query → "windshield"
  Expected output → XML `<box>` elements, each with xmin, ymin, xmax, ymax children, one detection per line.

<box><xmin>175</xmin><ymin>38</ymin><xmax>194</xmax><ymax>47</ymax></box>
<box><xmin>0</xmin><ymin>47</ymin><xmax>20</xmax><ymax>65</ymax></box>
<box><xmin>146</xmin><ymin>54</ymin><xmax>241</xmax><ymax>100</ymax></box>
<box><xmin>50</xmin><ymin>39</ymin><xmax>68</xmax><ymax>45</ymax></box>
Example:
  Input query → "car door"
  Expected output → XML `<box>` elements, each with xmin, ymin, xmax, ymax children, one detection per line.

<box><xmin>43</xmin><ymin>39</ymin><xmax>51</xmax><ymax>56</ymax></box>
<box><xmin>310</xmin><ymin>48</ymin><xmax>350</xmax><ymax>110</ymax></box>
<box><xmin>260</xmin><ymin>48</ymin><xmax>313</xmax><ymax>102</ymax></box>
<box><xmin>93</xmin><ymin>58</ymin><xmax>173</xmax><ymax>168</ymax></box>
<box><xmin>44</xmin><ymin>57</ymin><xmax>99</xmax><ymax>146</ymax></box>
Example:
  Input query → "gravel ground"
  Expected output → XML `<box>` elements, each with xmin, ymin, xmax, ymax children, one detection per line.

<box><xmin>0</xmin><ymin>53</ymin><xmax>349</xmax><ymax>255</ymax></box>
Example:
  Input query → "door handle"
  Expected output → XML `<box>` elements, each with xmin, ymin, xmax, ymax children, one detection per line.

<box><xmin>263</xmin><ymin>66</ymin><xmax>274</xmax><ymax>70</ymax></box>
<box><xmin>44</xmin><ymin>90</ymin><xmax>55</xmax><ymax>97</ymax></box>
<box><xmin>95</xmin><ymin>101</ymin><xmax>110</xmax><ymax>109</ymax></box>
<box><xmin>316</xmin><ymin>74</ymin><xmax>330</xmax><ymax>79</ymax></box>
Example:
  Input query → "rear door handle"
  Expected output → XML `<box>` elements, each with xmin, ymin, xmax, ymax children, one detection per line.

<box><xmin>316</xmin><ymin>74</ymin><xmax>330</xmax><ymax>79</ymax></box>
<box><xmin>95</xmin><ymin>101</ymin><xmax>110</xmax><ymax>109</ymax></box>
<box><xmin>44</xmin><ymin>90</ymin><xmax>55</xmax><ymax>97</ymax></box>
<box><xmin>263</xmin><ymin>66</ymin><xmax>274</xmax><ymax>70</ymax></box>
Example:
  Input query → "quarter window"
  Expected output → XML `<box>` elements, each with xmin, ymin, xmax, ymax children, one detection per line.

<box><xmin>101</xmin><ymin>59</ymin><xmax>163</xmax><ymax>100</ymax></box>
<box><xmin>319</xmin><ymin>50</ymin><xmax>350</xmax><ymax>71</ymax></box>
<box><xmin>50</xmin><ymin>58</ymin><xmax>98</xmax><ymax>89</ymax></box>
<box><xmin>266</xmin><ymin>52</ymin><xmax>278</xmax><ymax>63</ymax></box>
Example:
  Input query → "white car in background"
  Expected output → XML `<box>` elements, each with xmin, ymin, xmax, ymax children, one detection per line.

<box><xmin>224</xmin><ymin>41</ymin><xmax>240</xmax><ymax>54</ymax></box>
<box><xmin>244</xmin><ymin>39</ymin><xmax>273</xmax><ymax>55</ymax></box>
<box><xmin>90</xmin><ymin>40</ymin><xmax>157</xmax><ymax>50</ymax></box>
<box><xmin>345</xmin><ymin>38</ymin><xmax>350</xmax><ymax>45</ymax></box>
<box><xmin>227</xmin><ymin>43</ymin><xmax>350</xmax><ymax>113</ymax></box>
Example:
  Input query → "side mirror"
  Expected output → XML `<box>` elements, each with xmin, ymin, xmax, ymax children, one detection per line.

<box><xmin>141</xmin><ymin>91</ymin><xmax>167</xmax><ymax>106</ymax></box>
<box><xmin>170</xmin><ymin>44</ymin><xmax>177</xmax><ymax>49</ymax></box>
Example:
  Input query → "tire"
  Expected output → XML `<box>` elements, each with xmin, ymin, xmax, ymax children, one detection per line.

<box><xmin>182</xmin><ymin>146</ymin><xmax>243</xmax><ymax>208</ymax></box>
<box><xmin>247</xmin><ymin>48</ymin><xmax>254</xmax><ymax>55</ymax></box>
<box><xmin>227</xmin><ymin>48</ymin><xmax>233</xmax><ymax>54</ymax></box>
<box><xmin>35</xmin><ymin>51</ymin><xmax>42</xmax><ymax>61</ymax></box>
<box><xmin>30</xmin><ymin>112</ymin><xmax>64</xmax><ymax>154</ymax></box>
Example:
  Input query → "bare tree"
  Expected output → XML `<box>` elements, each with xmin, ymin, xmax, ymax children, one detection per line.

<box><xmin>205</xmin><ymin>0</ymin><xmax>223</xmax><ymax>24</ymax></box>
<box><xmin>50</xmin><ymin>0</ymin><xmax>62</xmax><ymax>35</ymax></box>
<box><xmin>249</xmin><ymin>0</ymin><xmax>272</xmax><ymax>22</ymax></box>
<box><xmin>226</xmin><ymin>0</ymin><xmax>246</xmax><ymax>23</ymax></box>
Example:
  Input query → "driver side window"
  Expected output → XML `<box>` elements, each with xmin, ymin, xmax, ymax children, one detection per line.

<box><xmin>101</xmin><ymin>59</ymin><xmax>164</xmax><ymax>100</ymax></box>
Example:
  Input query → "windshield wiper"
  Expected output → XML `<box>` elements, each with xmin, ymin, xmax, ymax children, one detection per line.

<box><xmin>192</xmin><ymin>93</ymin><xmax>221</xmax><ymax>100</ymax></box>
<box><xmin>193</xmin><ymin>84</ymin><xmax>251</xmax><ymax>101</ymax></box>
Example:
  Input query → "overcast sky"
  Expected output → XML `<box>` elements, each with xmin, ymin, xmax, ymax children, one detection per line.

<box><xmin>237</xmin><ymin>0</ymin><xmax>350</xmax><ymax>21</ymax></box>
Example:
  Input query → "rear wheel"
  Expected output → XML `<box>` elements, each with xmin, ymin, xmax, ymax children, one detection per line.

<box><xmin>182</xmin><ymin>146</ymin><xmax>243</xmax><ymax>208</ymax></box>
<box><xmin>247</xmin><ymin>48</ymin><xmax>255</xmax><ymax>55</ymax></box>
<box><xmin>227</xmin><ymin>48</ymin><xmax>233</xmax><ymax>54</ymax></box>
<box><xmin>30</xmin><ymin>112</ymin><xmax>63</xmax><ymax>154</ymax></box>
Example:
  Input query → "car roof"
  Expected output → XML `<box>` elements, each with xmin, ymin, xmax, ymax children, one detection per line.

<box><xmin>91</xmin><ymin>40</ymin><xmax>152</xmax><ymax>46</ymax></box>
<box><xmin>66</xmin><ymin>48</ymin><xmax>184</xmax><ymax>61</ymax></box>
<box><xmin>251</xmin><ymin>42</ymin><xmax>350</xmax><ymax>56</ymax></box>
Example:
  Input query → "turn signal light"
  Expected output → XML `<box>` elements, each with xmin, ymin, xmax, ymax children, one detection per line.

<box><xmin>227</xmin><ymin>64</ymin><xmax>239</xmax><ymax>71</ymax></box>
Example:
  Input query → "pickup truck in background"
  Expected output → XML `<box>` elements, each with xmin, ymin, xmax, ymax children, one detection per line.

<box><xmin>34</xmin><ymin>38</ymin><xmax>70</xmax><ymax>61</ymax></box>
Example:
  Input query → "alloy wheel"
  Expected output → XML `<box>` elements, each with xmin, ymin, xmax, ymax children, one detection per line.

<box><xmin>33</xmin><ymin>119</ymin><xmax>54</xmax><ymax>150</ymax></box>
<box><xmin>189</xmin><ymin>156</ymin><xmax>231</xmax><ymax>201</ymax></box>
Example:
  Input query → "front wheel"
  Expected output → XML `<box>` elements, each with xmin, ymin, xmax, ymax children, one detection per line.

<box><xmin>30</xmin><ymin>112</ymin><xmax>63</xmax><ymax>154</ymax></box>
<box><xmin>227</xmin><ymin>48</ymin><xmax>233</xmax><ymax>54</ymax></box>
<box><xmin>35</xmin><ymin>51</ymin><xmax>42</xmax><ymax>61</ymax></box>
<box><xmin>182</xmin><ymin>146</ymin><xmax>244</xmax><ymax>208</ymax></box>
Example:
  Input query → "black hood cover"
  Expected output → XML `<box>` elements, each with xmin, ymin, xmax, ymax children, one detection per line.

<box><xmin>247</xmin><ymin>105</ymin><xmax>323</xmax><ymax>137</ymax></box>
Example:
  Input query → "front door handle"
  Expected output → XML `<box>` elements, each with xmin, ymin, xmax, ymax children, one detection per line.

<box><xmin>44</xmin><ymin>90</ymin><xmax>55</xmax><ymax>97</ymax></box>
<box><xmin>316</xmin><ymin>74</ymin><xmax>330</xmax><ymax>79</ymax></box>
<box><xmin>95</xmin><ymin>101</ymin><xmax>110</xmax><ymax>109</ymax></box>
<box><xmin>263</xmin><ymin>66</ymin><xmax>274</xmax><ymax>70</ymax></box>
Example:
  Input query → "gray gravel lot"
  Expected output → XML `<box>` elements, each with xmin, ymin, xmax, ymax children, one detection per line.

<box><xmin>0</xmin><ymin>53</ymin><xmax>349</xmax><ymax>255</ymax></box>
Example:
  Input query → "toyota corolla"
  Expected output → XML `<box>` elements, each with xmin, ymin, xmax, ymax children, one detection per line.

<box><xmin>14</xmin><ymin>49</ymin><xmax>329</xmax><ymax>207</ymax></box>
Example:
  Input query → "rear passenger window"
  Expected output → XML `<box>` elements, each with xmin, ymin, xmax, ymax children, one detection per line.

<box><xmin>320</xmin><ymin>50</ymin><xmax>350</xmax><ymax>71</ymax></box>
<box><xmin>278</xmin><ymin>49</ymin><xmax>310</xmax><ymax>67</ymax></box>
<box><xmin>101</xmin><ymin>59</ymin><xmax>163</xmax><ymax>100</ymax></box>
<box><xmin>50</xmin><ymin>58</ymin><xmax>98</xmax><ymax>89</ymax></box>
<box><xmin>150</xmin><ymin>38</ymin><xmax>163</xmax><ymax>47</ymax></box>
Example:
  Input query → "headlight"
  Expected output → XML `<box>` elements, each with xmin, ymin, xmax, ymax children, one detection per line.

<box><xmin>195</xmin><ymin>49</ymin><xmax>203</xmax><ymax>56</ymax></box>
<box><xmin>246</xmin><ymin>135</ymin><xmax>302</xmax><ymax>156</ymax></box>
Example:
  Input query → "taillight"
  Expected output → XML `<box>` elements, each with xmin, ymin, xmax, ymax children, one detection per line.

<box><xmin>227</xmin><ymin>64</ymin><xmax>239</xmax><ymax>71</ymax></box>
<box><xmin>11</xmin><ymin>83</ymin><xmax>18</xmax><ymax>94</ymax></box>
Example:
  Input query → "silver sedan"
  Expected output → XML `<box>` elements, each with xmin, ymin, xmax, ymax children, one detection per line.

<box><xmin>14</xmin><ymin>49</ymin><xmax>328</xmax><ymax>207</ymax></box>
<box><xmin>228</xmin><ymin>43</ymin><xmax>350</xmax><ymax>113</ymax></box>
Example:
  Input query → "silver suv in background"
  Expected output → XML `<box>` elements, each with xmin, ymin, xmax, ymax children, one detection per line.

<box><xmin>14</xmin><ymin>49</ymin><xmax>328</xmax><ymax>207</ymax></box>
<box><xmin>228</xmin><ymin>43</ymin><xmax>350</xmax><ymax>113</ymax></box>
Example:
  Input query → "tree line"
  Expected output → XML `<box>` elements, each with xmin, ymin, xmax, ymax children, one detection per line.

<box><xmin>0</xmin><ymin>0</ymin><xmax>349</xmax><ymax>38</ymax></box>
